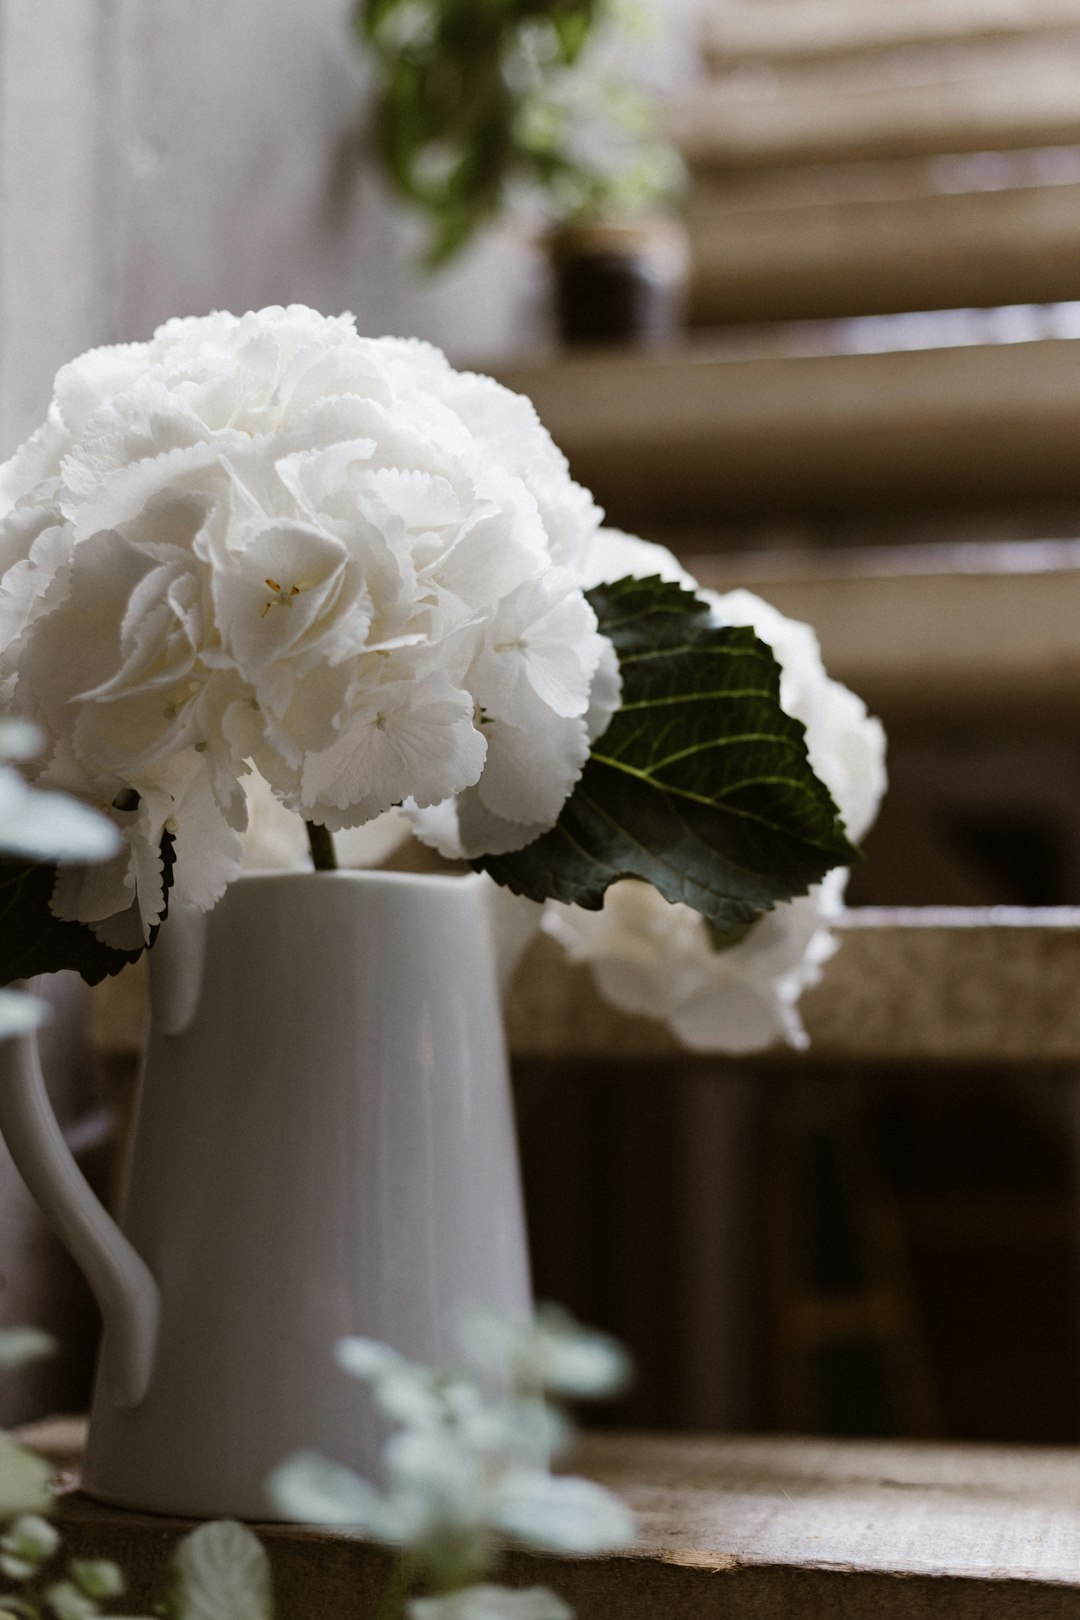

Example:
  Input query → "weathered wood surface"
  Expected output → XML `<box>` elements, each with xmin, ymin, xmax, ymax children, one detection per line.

<box><xmin>90</xmin><ymin>910</ymin><xmax>1080</xmax><ymax>1065</ymax></box>
<box><xmin>495</xmin><ymin>339</ymin><xmax>1080</xmax><ymax>523</ymax></box>
<box><xmin>688</xmin><ymin>174</ymin><xmax>1080</xmax><ymax>325</ymax></box>
<box><xmin>22</xmin><ymin>1418</ymin><xmax>1080</xmax><ymax>1617</ymax></box>
<box><xmin>702</xmin><ymin>0</ymin><xmax>1080</xmax><ymax>66</ymax></box>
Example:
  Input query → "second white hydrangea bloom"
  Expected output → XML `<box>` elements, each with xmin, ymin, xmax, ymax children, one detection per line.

<box><xmin>543</xmin><ymin>536</ymin><xmax>887</xmax><ymax>1053</ymax></box>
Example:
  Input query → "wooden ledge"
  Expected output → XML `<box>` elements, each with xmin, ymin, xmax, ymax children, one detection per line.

<box><xmin>508</xmin><ymin>910</ymin><xmax>1080</xmax><ymax>1065</ymax></box>
<box><xmin>89</xmin><ymin>909</ymin><xmax>1080</xmax><ymax>1066</ymax></box>
<box><xmin>22</xmin><ymin>1419</ymin><xmax>1080</xmax><ymax>1617</ymax></box>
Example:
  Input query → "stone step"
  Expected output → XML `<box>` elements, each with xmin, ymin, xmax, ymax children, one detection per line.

<box><xmin>687</xmin><ymin>165</ymin><xmax>1080</xmax><ymax>325</ymax></box>
<box><xmin>88</xmin><ymin>908</ymin><xmax>1080</xmax><ymax>1066</ymax></box>
<box><xmin>495</xmin><ymin>338</ymin><xmax>1080</xmax><ymax>527</ymax></box>
<box><xmin>701</xmin><ymin>0</ymin><xmax>1080</xmax><ymax>68</ymax></box>
<box><xmin>672</xmin><ymin>59</ymin><xmax>1080</xmax><ymax>171</ymax></box>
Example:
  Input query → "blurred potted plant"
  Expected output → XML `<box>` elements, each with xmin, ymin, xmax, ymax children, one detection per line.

<box><xmin>356</xmin><ymin>0</ymin><xmax>689</xmax><ymax>345</ymax></box>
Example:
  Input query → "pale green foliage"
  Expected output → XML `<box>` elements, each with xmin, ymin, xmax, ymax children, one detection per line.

<box><xmin>270</xmin><ymin>1307</ymin><xmax>635</xmax><ymax>1616</ymax></box>
<box><xmin>0</xmin><ymin>1313</ymin><xmax>628</xmax><ymax>1620</ymax></box>
<box><xmin>408</xmin><ymin>1587</ymin><xmax>572</xmax><ymax>1620</ymax></box>
<box><xmin>0</xmin><ymin>1332</ymin><xmax>58</xmax><ymax>1374</ymax></box>
<box><xmin>460</xmin><ymin>1303</ymin><xmax>630</xmax><ymax>1401</ymax></box>
<box><xmin>43</xmin><ymin>1578</ymin><xmax>101</xmax><ymax>1620</ymax></box>
<box><xmin>168</xmin><ymin>1522</ymin><xmax>273</xmax><ymax>1620</ymax></box>
<box><xmin>0</xmin><ymin>1515</ymin><xmax>59</xmax><ymax>1580</ymax></box>
<box><xmin>66</xmin><ymin>1564</ymin><xmax>124</xmax><ymax>1604</ymax></box>
<box><xmin>0</xmin><ymin>1333</ymin><xmax>270</xmax><ymax>1620</ymax></box>
<box><xmin>0</xmin><ymin>1437</ymin><xmax>52</xmax><ymax>1524</ymax></box>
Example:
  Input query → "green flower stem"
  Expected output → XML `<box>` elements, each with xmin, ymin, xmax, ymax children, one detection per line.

<box><xmin>305</xmin><ymin>823</ymin><xmax>338</xmax><ymax>872</ymax></box>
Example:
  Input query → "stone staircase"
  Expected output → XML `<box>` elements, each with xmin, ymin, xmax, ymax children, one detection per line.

<box><xmin>490</xmin><ymin>0</ymin><xmax>1080</xmax><ymax>1471</ymax></box>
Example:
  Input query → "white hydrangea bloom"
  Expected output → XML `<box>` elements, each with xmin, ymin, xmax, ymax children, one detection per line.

<box><xmin>543</xmin><ymin>535</ymin><xmax>887</xmax><ymax>1053</ymax></box>
<box><xmin>0</xmin><ymin>308</ymin><xmax>617</xmax><ymax>946</ymax></box>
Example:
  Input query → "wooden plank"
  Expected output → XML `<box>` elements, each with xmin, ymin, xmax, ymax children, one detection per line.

<box><xmin>506</xmin><ymin>911</ymin><xmax>1080</xmax><ymax>1064</ymax></box>
<box><xmin>688</xmin><ymin>177</ymin><xmax>1080</xmax><ymax>324</ymax></box>
<box><xmin>495</xmin><ymin>338</ymin><xmax>1080</xmax><ymax>525</ymax></box>
<box><xmin>674</xmin><ymin>64</ymin><xmax>1080</xmax><ymax>172</ymax></box>
<box><xmin>703</xmin><ymin>0</ymin><xmax>1080</xmax><ymax>66</ymax></box>
<box><xmin>695</xmin><ymin>540</ymin><xmax>1080</xmax><ymax>728</ymax></box>
<box><xmin>89</xmin><ymin>908</ymin><xmax>1080</xmax><ymax>1066</ymax></box>
<box><xmin>26</xmin><ymin>1419</ymin><xmax>1080</xmax><ymax>1617</ymax></box>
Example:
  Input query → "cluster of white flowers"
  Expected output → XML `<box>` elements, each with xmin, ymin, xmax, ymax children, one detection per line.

<box><xmin>545</xmin><ymin>536</ymin><xmax>888</xmax><ymax>1053</ymax></box>
<box><xmin>267</xmin><ymin>1307</ymin><xmax>634</xmax><ymax>1620</ymax></box>
<box><xmin>0</xmin><ymin>307</ymin><xmax>617</xmax><ymax>950</ymax></box>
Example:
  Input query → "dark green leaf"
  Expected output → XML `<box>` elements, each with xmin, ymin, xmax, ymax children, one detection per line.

<box><xmin>476</xmin><ymin>576</ymin><xmax>858</xmax><ymax>927</ymax></box>
<box><xmin>0</xmin><ymin>833</ymin><xmax>175</xmax><ymax>987</ymax></box>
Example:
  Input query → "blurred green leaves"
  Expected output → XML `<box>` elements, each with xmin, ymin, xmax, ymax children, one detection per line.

<box><xmin>355</xmin><ymin>0</ymin><xmax>681</xmax><ymax>264</ymax></box>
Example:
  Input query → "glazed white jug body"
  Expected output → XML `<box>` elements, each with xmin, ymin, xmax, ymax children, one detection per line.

<box><xmin>1</xmin><ymin>870</ymin><xmax>532</xmax><ymax>1519</ymax></box>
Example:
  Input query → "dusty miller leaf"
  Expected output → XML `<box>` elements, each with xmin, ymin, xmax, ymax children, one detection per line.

<box><xmin>169</xmin><ymin>1521</ymin><xmax>273</xmax><ymax>1620</ymax></box>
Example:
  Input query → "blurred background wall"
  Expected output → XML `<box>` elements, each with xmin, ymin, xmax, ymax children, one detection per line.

<box><xmin>0</xmin><ymin>0</ymin><xmax>543</xmax><ymax>459</ymax></box>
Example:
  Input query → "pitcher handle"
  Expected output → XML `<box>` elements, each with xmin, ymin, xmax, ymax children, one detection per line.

<box><xmin>0</xmin><ymin>1026</ymin><xmax>159</xmax><ymax>1409</ymax></box>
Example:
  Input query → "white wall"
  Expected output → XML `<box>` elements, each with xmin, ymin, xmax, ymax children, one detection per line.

<box><xmin>0</xmin><ymin>0</ymin><xmax>538</xmax><ymax>457</ymax></box>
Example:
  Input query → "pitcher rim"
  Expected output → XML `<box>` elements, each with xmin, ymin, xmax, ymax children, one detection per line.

<box><xmin>230</xmin><ymin>866</ymin><xmax>486</xmax><ymax>892</ymax></box>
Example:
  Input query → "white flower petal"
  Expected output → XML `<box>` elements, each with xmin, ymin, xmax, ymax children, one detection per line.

<box><xmin>461</xmin><ymin>1307</ymin><xmax>630</xmax><ymax>1402</ymax></box>
<box><xmin>301</xmin><ymin>675</ymin><xmax>486</xmax><ymax>822</ymax></box>
<box><xmin>265</xmin><ymin>1453</ymin><xmax>395</xmax><ymax>1535</ymax></box>
<box><xmin>495</xmin><ymin>1470</ymin><xmax>635</xmax><ymax>1554</ymax></box>
<box><xmin>471</xmin><ymin>701</ymin><xmax>589</xmax><ymax>839</ymax></box>
<box><xmin>0</xmin><ymin>306</ymin><xmax>627</xmax><ymax>913</ymax></box>
<box><xmin>0</xmin><ymin>992</ymin><xmax>49</xmax><ymax>1041</ymax></box>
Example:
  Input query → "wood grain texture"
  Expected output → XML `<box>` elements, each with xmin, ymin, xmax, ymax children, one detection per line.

<box><xmin>24</xmin><ymin>1418</ymin><xmax>1080</xmax><ymax>1617</ymax></box>
<box><xmin>495</xmin><ymin>338</ymin><xmax>1080</xmax><ymax>524</ymax></box>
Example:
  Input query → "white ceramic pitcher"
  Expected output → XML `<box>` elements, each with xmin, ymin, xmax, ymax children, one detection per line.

<box><xmin>0</xmin><ymin>870</ymin><xmax>532</xmax><ymax>1519</ymax></box>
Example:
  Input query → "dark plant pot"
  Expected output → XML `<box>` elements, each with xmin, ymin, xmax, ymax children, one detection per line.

<box><xmin>548</xmin><ymin>218</ymin><xmax>690</xmax><ymax>348</ymax></box>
